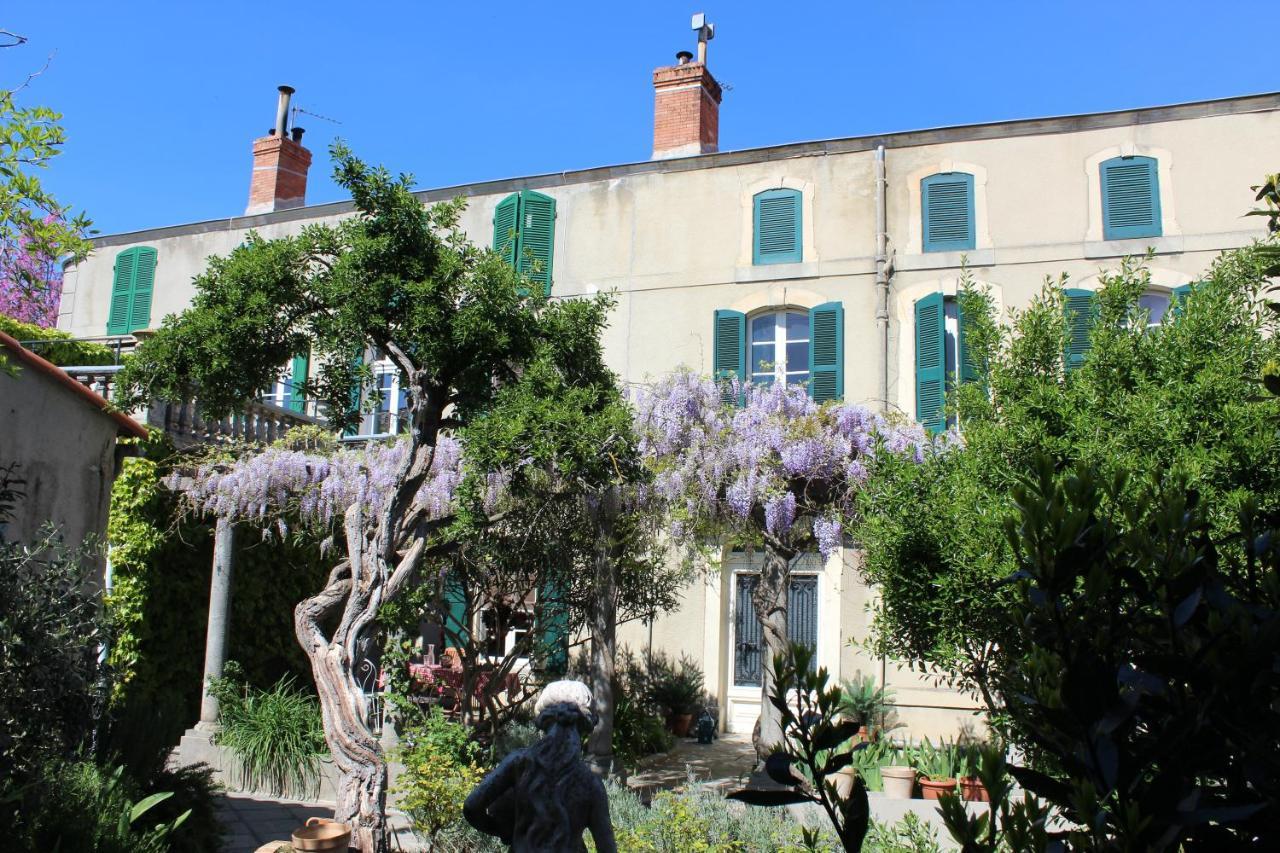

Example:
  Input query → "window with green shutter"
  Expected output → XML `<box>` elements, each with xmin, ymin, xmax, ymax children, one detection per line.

<box><xmin>492</xmin><ymin>190</ymin><xmax>556</xmax><ymax>295</ymax></box>
<box><xmin>287</xmin><ymin>351</ymin><xmax>310</xmax><ymax>413</ymax></box>
<box><xmin>1101</xmin><ymin>156</ymin><xmax>1161</xmax><ymax>240</ymax></box>
<box><xmin>922</xmin><ymin>173</ymin><xmax>975</xmax><ymax>252</ymax></box>
<box><xmin>106</xmin><ymin>247</ymin><xmax>157</xmax><ymax>335</ymax></box>
<box><xmin>753</xmin><ymin>188</ymin><xmax>802</xmax><ymax>265</ymax></box>
<box><xmin>1064</xmin><ymin>288</ymin><xmax>1096</xmax><ymax>371</ymax></box>
<box><xmin>443</xmin><ymin>574</ymin><xmax>470</xmax><ymax>647</ymax></box>
<box><xmin>535</xmin><ymin>580</ymin><xmax>568</xmax><ymax>675</ymax></box>
<box><xmin>808</xmin><ymin>302</ymin><xmax>843</xmax><ymax>403</ymax></box>
<box><xmin>713</xmin><ymin>309</ymin><xmax>746</xmax><ymax>404</ymax></box>
<box><xmin>914</xmin><ymin>292</ymin><xmax>947</xmax><ymax>433</ymax></box>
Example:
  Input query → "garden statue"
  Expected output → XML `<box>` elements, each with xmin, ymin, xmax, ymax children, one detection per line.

<box><xmin>463</xmin><ymin>680</ymin><xmax>616</xmax><ymax>852</ymax></box>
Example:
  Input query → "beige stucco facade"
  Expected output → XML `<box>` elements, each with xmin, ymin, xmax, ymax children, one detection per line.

<box><xmin>60</xmin><ymin>92</ymin><xmax>1280</xmax><ymax>737</ymax></box>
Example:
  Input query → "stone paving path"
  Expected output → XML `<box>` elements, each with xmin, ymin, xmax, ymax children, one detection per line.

<box><xmin>215</xmin><ymin>793</ymin><xmax>419</xmax><ymax>852</ymax></box>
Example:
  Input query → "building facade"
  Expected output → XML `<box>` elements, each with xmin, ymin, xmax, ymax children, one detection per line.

<box><xmin>58</xmin><ymin>58</ymin><xmax>1280</xmax><ymax>736</ymax></box>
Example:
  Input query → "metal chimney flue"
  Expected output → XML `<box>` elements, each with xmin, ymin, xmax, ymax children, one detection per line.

<box><xmin>291</xmin><ymin>126</ymin><xmax>305</xmax><ymax>143</ymax></box>
<box><xmin>274</xmin><ymin>85</ymin><xmax>295</xmax><ymax>138</ymax></box>
<box><xmin>676</xmin><ymin>50</ymin><xmax>693</xmax><ymax>65</ymax></box>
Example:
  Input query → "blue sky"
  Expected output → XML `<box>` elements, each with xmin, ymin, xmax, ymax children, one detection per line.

<box><xmin>6</xmin><ymin>1</ymin><xmax>1274</xmax><ymax>236</ymax></box>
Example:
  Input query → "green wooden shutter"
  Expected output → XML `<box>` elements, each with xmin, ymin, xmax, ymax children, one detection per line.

<box><xmin>914</xmin><ymin>292</ymin><xmax>946</xmax><ymax>433</ymax></box>
<box><xmin>128</xmin><ymin>247</ymin><xmax>157</xmax><ymax>331</ymax></box>
<box><xmin>535</xmin><ymin>579</ymin><xmax>568</xmax><ymax>675</ymax></box>
<box><xmin>1101</xmin><ymin>156</ymin><xmax>1161</xmax><ymax>240</ymax></box>
<box><xmin>106</xmin><ymin>250</ymin><xmax>136</xmax><ymax>334</ymax></box>
<box><xmin>443</xmin><ymin>574</ymin><xmax>470</xmax><ymax>648</ymax></box>
<box><xmin>1064</xmin><ymin>288</ymin><xmax>1096</xmax><ymax>371</ymax></box>
<box><xmin>493</xmin><ymin>193</ymin><xmax>519</xmax><ymax>266</ymax></box>
<box><xmin>1169</xmin><ymin>283</ymin><xmax>1195</xmax><ymax>320</ymax></box>
<box><xmin>713</xmin><ymin>309</ymin><xmax>746</xmax><ymax>404</ymax></box>
<box><xmin>922</xmin><ymin>173</ymin><xmax>975</xmax><ymax>252</ymax></box>
<box><xmin>288</xmin><ymin>351</ymin><xmax>310</xmax><ymax>413</ymax></box>
<box><xmin>956</xmin><ymin>298</ymin><xmax>979</xmax><ymax>384</ymax></box>
<box><xmin>518</xmin><ymin>190</ymin><xmax>555</xmax><ymax>296</ymax></box>
<box><xmin>753</xmin><ymin>188</ymin><xmax>802</xmax><ymax>264</ymax></box>
<box><xmin>808</xmin><ymin>302</ymin><xmax>844</xmax><ymax>403</ymax></box>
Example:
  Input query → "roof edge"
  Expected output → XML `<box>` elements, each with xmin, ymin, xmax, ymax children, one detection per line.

<box><xmin>0</xmin><ymin>330</ymin><xmax>148</xmax><ymax>439</ymax></box>
<box><xmin>87</xmin><ymin>89</ymin><xmax>1280</xmax><ymax>250</ymax></box>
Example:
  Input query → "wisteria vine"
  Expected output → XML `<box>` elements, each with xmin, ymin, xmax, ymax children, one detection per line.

<box><xmin>632</xmin><ymin>371</ymin><xmax>950</xmax><ymax>558</ymax></box>
<box><xmin>169</xmin><ymin>371</ymin><xmax>952</xmax><ymax>561</ymax></box>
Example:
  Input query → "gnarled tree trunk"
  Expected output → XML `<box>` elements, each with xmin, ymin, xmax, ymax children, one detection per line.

<box><xmin>752</xmin><ymin>541</ymin><xmax>793</xmax><ymax>762</ymax></box>
<box><xmin>296</xmin><ymin>394</ymin><xmax>442</xmax><ymax>853</ymax></box>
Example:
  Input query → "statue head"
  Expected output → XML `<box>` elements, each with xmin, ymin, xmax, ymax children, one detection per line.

<box><xmin>534</xmin><ymin>680</ymin><xmax>597</xmax><ymax>735</ymax></box>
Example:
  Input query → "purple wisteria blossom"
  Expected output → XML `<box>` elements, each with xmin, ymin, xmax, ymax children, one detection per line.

<box><xmin>170</xmin><ymin>437</ymin><xmax>465</xmax><ymax>529</ymax></box>
<box><xmin>633</xmin><ymin>371</ymin><xmax>945</xmax><ymax>558</ymax></box>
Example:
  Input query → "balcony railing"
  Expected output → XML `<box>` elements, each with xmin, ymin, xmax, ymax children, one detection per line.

<box><xmin>63</xmin><ymin>365</ymin><xmax>324</xmax><ymax>449</ymax></box>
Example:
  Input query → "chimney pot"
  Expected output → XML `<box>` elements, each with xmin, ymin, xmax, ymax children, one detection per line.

<box><xmin>676</xmin><ymin>50</ymin><xmax>693</xmax><ymax>64</ymax></box>
<box><xmin>246</xmin><ymin>86</ymin><xmax>312</xmax><ymax>216</ymax></box>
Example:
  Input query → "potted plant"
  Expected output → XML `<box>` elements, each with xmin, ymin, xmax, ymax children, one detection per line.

<box><xmin>913</xmin><ymin>738</ymin><xmax>959</xmax><ymax>800</ymax></box>
<box><xmin>879</xmin><ymin>744</ymin><xmax>916</xmax><ymax>799</ymax></box>
<box><xmin>838</xmin><ymin>672</ymin><xmax>894</xmax><ymax>740</ymax></box>
<box><xmin>647</xmin><ymin>655</ymin><xmax>704</xmax><ymax>737</ymax></box>
<box><xmin>957</xmin><ymin>742</ymin><xmax>991</xmax><ymax>802</ymax></box>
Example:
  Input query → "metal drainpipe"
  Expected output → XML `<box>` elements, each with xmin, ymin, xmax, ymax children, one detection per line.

<box><xmin>874</xmin><ymin>145</ymin><xmax>890</xmax><ymax>411</ymax></box>
<box><xmin>874</xmin><ymin>144</ymin><xmax>891</xmax><ymax>704</ymax></box>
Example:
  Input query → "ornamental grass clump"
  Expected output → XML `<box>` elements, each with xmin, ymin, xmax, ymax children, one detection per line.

<box><xmin>209</xmin><ymin>666</ymin><xmax>327</xmax><ymax>798</ymax></box>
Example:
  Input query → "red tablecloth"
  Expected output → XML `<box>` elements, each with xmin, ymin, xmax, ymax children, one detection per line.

<box><xmin>407</xmin><ymin>663</ymin><xmax>519</xmax><ymax>699</ymax></box>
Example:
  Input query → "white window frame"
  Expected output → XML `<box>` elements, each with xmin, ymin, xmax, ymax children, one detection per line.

<box><xmin>363</xmin><ymin>358</ymin><xmax>409</xmax><ymax>436</ymax></box>
<box><xmin>749</xmin><ymin>308</ymin><xmax>811</xmax><ymax>387</ymax></box>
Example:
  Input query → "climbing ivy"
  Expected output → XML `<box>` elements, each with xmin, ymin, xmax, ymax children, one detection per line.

<box><xmin>104</xmin><ymin>434</ymin><xmax>330</xmax><ymax>768</ymax></box>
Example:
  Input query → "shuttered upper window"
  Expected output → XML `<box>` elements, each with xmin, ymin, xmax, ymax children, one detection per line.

<box><xmin>1101</xmin><ymin>156</ymin><xmax>1161</xmax><ymax>241</ymax></box>
<box><xmin>921</xmin><ymin>173</ymin><xmax>976</xmax><ymax>253</ymax></box>
<box><xmin>753</xmin><ymin>188</ymin><xmax>803</xmax><ymax>265</ymax></box>
<box><xmin>106</xmin><ymin>246</ymin><xmax>157</xmax><ymax>335</ymax></box>
<box><xmin>913</xmin><ymin>293</ymin><xmax>977</xmax><ymax>433</ymax></box>
<box><xmin>714</xmin><ymin>303</ymin><xmax>843</xmax><ymax>405</ymax></box>
<box><xmin>492</xmin><ymin>190</ymin><xmax>556</xmax><ymax>295</ymax></box>
<box><xmin>1063</xmin><ymin>288</ymin><xmax>1096</xmax><ymax>371</ymax></box>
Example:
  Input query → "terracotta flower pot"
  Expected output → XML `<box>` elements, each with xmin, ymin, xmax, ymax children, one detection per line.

<box><xmin>832</xmin><ymin>766</ymin><xmax>859</xmax><ymax>800</ymax></box>
<box><xmin>670</xmin><ymin>713</ymin><xmax>694</xmax><ymax>737</ymax></box>
<box><xmin>291</xmin><ymin>817</ymin><xmax>352</xmax><ymax>852</ymax></box>
<box><xmin>919</xmin><ymin>777</ymin><xmax>958</xmax><ymax>800</ymax></box>
<box><xmin>959</xmin><ymin>776</ymin><xmax>990</xmax><ymax>802</ymax></box>
<box><xmin>880</xmin><ymin>764</ymin><xmax>916</xmax><ymax>799</ymax></box>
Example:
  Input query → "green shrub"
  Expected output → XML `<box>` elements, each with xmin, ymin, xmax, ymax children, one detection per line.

<box><xmin>8</xmin><ymin>759</ymin><xmax>191</xmax><ymax>853</ymax></box>
<box><xmin>208</xmin><ymin>664</ymin><xmax>327</xmax><ymax>798</ymax></box>
<box><xmin>393</xmin><ymin>709</ymin><xmax>486</xmax><ymax>847</ymax></box>
<box><xmin>0</xmin><ymin>313</ymin><xmax>118</xmax><ymax>365</ymax></box>
<box><xmin>865</xmin><ymin>813</ymin><xmax>941</xmax><ymax>853</ymax></box>
<box><xmin>0</xmin><ymin>513</ymin><xmax>108</xmax><ymax>786</ymax></box>
<box><xmin>604</xmin><ymin>780</ymin><xmax>829</xmax><ymax>852</ymax></box>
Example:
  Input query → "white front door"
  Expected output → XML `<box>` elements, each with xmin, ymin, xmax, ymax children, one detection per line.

<box><xmin>724</xmin><ymin>569</ymin><xmax>819</xmax><ymax>733</ymax></box>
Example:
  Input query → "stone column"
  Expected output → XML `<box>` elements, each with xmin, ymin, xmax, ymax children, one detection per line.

<box><xmin>196</xmin><ymin>516</ymin><xmax>235</xmax><ymax>730</ymax></box>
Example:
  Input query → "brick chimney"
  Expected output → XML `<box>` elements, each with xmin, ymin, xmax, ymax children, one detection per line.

<box><xmin>652</xmin><ymin>52</ymin><xmax>722</xmax><ymax>160</ymax></box>
<box><xmin>245</xmin><ymin>86</ymin><xmax>312</xmax><ymax>216</ymax></box>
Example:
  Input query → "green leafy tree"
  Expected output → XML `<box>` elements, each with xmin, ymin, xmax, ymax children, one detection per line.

<box><xmin>117</xmin><ymin>144</ymin><xmax>637</xmax><ymax>851</ymax></box>
<box><xmin>859</xmin><ymin>243</ymin><xmax>1280</xmax><ymax>699</ymax></box>
<box><xmin>934</xmin><ymin>461</ymin><xmax>1279</xmax><ymax>850</ymax></box>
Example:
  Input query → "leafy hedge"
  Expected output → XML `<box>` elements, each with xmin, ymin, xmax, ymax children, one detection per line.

<box><xmin>0</xmin><ymin>313</ymin><xmax>117</xmax><ymax>365</ymax></box>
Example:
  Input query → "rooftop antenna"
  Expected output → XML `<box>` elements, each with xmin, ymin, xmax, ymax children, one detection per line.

<box><xmin>691</xmin><ymin>12</ymin><xmax>715</xmax><ymax>64</ymax></box>
<box><xmin>290</xmin><ymin>103</ymin><xmax>343</xmax><ymax>128</ymax></box>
